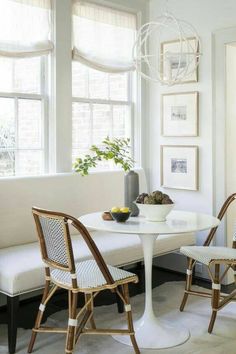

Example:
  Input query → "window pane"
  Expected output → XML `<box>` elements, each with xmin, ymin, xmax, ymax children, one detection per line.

<box><xmin>110</xmin><ymin>73</ymin><xmax>128</xmax><ymax>101</ymax></box>
<box><xmin>92</xmin><ymin>104</ymin><xmax>110</xmax><ymax>145</ymax></box>
<box><xmin>0</xmin><ymin>58</ymin><xmax>13</xmax><ymax>93</ymax></box>
<box><xmin>18</xmin><ymin>99</ymin><xmax>42</xmax><ymax>149</ymax></box>
<box><xmin>0</xmin><ymin>57</ymin><xmax>41</xmax><ymax>94</ymax></box>
<box><xmin>89</xmin><ymin>69</ymin><xmax>109</xmax><ymax>99</ymax></box>
<box><xmin>113</xmin><ymin>105</ymin><xmax>131</xmax><ymax>138</ymax></box>
<box><xmin>72</xmin><ymin>61</ymin><xmax>88</xmax><ymax>98</ymax></box>
<box><xmin>14</xmin><ymin>57</ymin><xmax>41</xmax><ymax>94</ymax></box>
<box><xmin>0</xmin><ymin>151</ymin><xmax>15</xmax><ymax>176</ymax></box>
<box><xmin>15</xmin><ymin>150</ymin><xmax>44</xmax><ymax>176</ymax></box>
<box><xmin>72</xmin><ymin>102</ymin><xmax>91</xmax><ymax>162</ymax></box>
<box><xmin>0</xmin><ymin>97</ymin><xmax>15</xmax><ymax>149</ymax></box>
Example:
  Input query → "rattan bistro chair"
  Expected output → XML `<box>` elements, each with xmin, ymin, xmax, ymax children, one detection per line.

<box><xmin>180</xmin><ymin>193</ymin><xmax>236</xmax><ymax>333</ymax></box>
<box><xmin>28</xmin><ymin>207</ymin><xmax>140</xmax><ymax>354</ymax></box>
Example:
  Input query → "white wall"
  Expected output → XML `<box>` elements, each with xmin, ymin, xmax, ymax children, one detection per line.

<box><xmin>107</xmin><ymin>0</ymin><xmax>148</xmax><ymax>170</ymax></box>
<box><xmin>226</xmin><ymin>45</ymin><xmax>236</xmax><ymax>245</ymax></box>
<box><xmin>148</xmin><ymin>0</ymin><xmax>236</xmax><ymax>232</ymax></box>
<box><xmin>225</xmin><ymin>43</ymin><xmax>236</xmax><ymax>284</ymax></box>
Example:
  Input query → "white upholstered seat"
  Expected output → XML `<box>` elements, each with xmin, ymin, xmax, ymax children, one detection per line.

<box><xmin>181</xmin><ymin>245</ymin><xmax>236</xmax><ymax>265</ymax></box>
<box><xmin>0</xmin><ymin>231</ymin><xmax>195</xmax><ymax>296</ymax></box>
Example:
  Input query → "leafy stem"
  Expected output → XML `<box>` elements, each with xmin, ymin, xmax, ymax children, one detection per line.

<box><xmin>73</xmin><ymin>137</ymin><xmax>134</xmax><ymax>176</ymax></box>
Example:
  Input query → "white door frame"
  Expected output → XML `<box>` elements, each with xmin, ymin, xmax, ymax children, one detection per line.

<box><xmin>213</xmin><ymin>27</ymin><xmax>236</xmax><ymax>249</ymax></box>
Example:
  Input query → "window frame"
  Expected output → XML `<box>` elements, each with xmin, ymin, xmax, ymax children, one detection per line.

<box><xmin>0</xmin><ymin>55</ymin><xmax>49</xmax><ymax>176</ymax></box>
<box><xmin>72</xmin><ymin>68</ymin><xmax>136</xmax><ymax>168</ymax></box>
<box><xmin>71</xmin><ymin>8</ymin><xmax>138</xmax><ymax>171</ymax></box>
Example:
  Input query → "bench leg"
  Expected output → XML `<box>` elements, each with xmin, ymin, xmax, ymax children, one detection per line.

<box><xmin>116</xmin><ymin>286</ymin><xmax>124</xmax><ymax>313</ymax></box>
<box><xmin>7</xmin><ymin>295</ymin><xmax>19</xmax><ymax>354</ymax></box>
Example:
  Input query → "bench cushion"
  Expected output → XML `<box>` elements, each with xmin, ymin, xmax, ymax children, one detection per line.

<box><xmin>0</xmin><ymin>231</ymin><xmax>195</xmax><ymax>296</ymax></box>
<box><xmin>0</xmin><ymin>170</ymin><xmax>147</xmax><ymax>248</ymax></box>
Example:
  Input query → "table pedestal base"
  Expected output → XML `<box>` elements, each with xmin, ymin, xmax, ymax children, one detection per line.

<box><xmin>113</xmin><ymin>313</ymin><xmax>189</xmax><ymax>349</ymax></box>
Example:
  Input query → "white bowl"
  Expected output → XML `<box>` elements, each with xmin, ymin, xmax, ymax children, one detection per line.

<box><xmin>135</xmin><ymin>202</ymin><xmax>174</xmax><ymax>222</ymax></box>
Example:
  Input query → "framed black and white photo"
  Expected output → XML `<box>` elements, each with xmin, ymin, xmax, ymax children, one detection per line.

<box><xmin>161</xmin><ymin>92</ymin><xmax>199</xmax><ymax>136</ymax></box>
<box><xmin>161</xmin><ymin>145</ymin><xmax>198</xmax><ymax>190</ymax></box>
<box><xmin>161</xmin><ymin>37</ymin><xmax>199</xmax><ymax>83</ymax></box>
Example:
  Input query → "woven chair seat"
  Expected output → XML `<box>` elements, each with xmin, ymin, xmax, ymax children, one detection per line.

<box><xmin>181</xmin><ymin>246</ymin><xmax>236</xmax><ymax>265</ymax></box>
<box><xmin>51</xmin><ymin>259</ymin><xmax>137</xmax><ymax>290</ymax></box>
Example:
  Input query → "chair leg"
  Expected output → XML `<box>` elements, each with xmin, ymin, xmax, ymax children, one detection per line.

<box><xmin>123</xmin><ymin>284</ymin><xmax>140</xmax><ymax>354</ymax></box>
<box><xmin>28</xmin><ymin>279</ymin><xmax>51</xmax><ymax>353</ymax></box>
<box><xmin>208</xmin><ymin>264</ymin><xmax>220</xmax><ymax>333</ymax></box>
<box><xmin>180</xmin><ymin>257</ymin><xmax>194</xmax><ymax>312</ymax></box>
<box><xmin>65</xmin><ymin>292</ymin><xmax>78</xmax><ymax>354</ymax></box>
<box><xmin>85</xmin><ymin>293</ymin><xmax>96</xmax><ymax>329</ymax></box>
<box><xmin>7</xmin><ymin>295</ymin><xmax>19</xmax><ymax>354</ymax></box>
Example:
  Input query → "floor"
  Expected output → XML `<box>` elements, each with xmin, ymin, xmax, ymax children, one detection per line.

<box><xmin>1</xmin><ymin>266</ymin><xmax>235</xmax><ymax>354</ymax></box>
<box><xmin>0</xmin><ymin>265</ymin><xmax>187</xmax><ymax>329</ymax></box>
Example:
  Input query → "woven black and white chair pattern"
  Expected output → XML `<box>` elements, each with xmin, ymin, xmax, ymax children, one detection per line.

<box><xmin>180</xmin><ymin>193</ymin><xmax>236</xmax><ymax>333</ymax></box>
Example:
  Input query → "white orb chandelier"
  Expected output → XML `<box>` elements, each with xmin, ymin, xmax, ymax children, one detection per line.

<box><xmin>133</xmin><ymin>12</ymin><xmax>201</xmax><ymax>85</ymax></box>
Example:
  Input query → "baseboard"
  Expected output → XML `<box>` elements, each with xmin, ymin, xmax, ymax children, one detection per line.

<box><xmin>153</xmin><ymin>252</ymin><xmax>188</xmax><ymax>274</ymax></box>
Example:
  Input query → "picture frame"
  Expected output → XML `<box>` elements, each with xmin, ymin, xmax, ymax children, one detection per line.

<box><xmin>161</xmin><ymin>145</ymin><xmax>198</xmax><ymax>190</ymax></box>
<box><xmin>161</xmin><ymin>91</ymin><xmax>199</xmax><ymax>137</ymax></box>
<box><xmin>160</xmin><ymin>37</ymin><xmax>199</xmax><ymax>83</ymax></box>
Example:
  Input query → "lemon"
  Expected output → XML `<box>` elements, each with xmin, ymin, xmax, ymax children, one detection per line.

<box><xmin>111</xmin><ymin>206</ymin><xmax>120</xmax><ymax>213</ymax></box>
<box><xmin>120</xmin><ymin>207</ymin><xmax>130</xmax><ymax>213</ymax></box>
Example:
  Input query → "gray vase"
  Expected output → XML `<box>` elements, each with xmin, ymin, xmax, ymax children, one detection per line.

<box><xmin>124</xmin><ymin>170</ymin><xmax>139</xmax><ymax>216</ymax></box>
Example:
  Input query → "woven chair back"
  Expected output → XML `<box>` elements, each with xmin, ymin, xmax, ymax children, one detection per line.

<box><xmin>32</xmin><ymin>207</ymin><xmax>115</xmax><ymax>285</ymax></box>
<box><xmin>33</xmin><ymin>208</ymin><xmax>75</xmax><ymax>272</ymax></box>
<box><xmin>204</xmin><ymin>193</ymin><xmax>236</xmax><ymax>247</ymax></box>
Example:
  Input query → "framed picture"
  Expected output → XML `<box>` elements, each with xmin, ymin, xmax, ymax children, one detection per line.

<box><xmin>161</xmin><ymin>145</ymin><xmax>198</xmax><ymax>190</ymax></box>
<box><xmin>160</xmin><ymin>37</ymin><xmax>199</xmax><ymax>83</ymax></box>
<box><xmin>161</xmin><ymin>91</ymin><xmax>199</xmax><ymax>137</ymax></box>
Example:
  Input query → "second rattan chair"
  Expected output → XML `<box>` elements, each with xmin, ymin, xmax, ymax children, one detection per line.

<box><xmin>179</xmin><ymin>193</ymin><xmax>236</xmax><ymax>333</ymax></box>
<box><xmin>28</xmin><ymin>207</ymin><xmax>140</xmax><ymax>354</ymax></box>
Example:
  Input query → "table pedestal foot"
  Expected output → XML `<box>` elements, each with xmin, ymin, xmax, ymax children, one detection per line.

<box><xmin>113</xmin><ymin>314</ymin><xmax>190</xmax><ymax>349</ymax></box>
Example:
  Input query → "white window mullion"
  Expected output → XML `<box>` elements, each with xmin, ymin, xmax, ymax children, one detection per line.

<box><xmin>87</xmin><ymin>66</ymin><xmax>90</xmax><ymax>99</ymax></box>
<box><xmin>129</xmin><ymin>103</ymin><xmax>134</xmax><ymax>158</ymax></box>
<box><xmin>41</xmin><ymin>56</ymin><xmax>49</xmax><ymax>173</ymax></box>
<box><xmin>72</xmin><ymin>97</ymin><xmax>129</xmax><ymax>106</ymax></box>
<box><xmin>127</xmin><ymin>71</ymin><xmax>132</xmax><ymax>103</ymax></box>
<box><xmin>110</xmin><ymin>104</ymin><xmax>114</xmax><ymax>138</ymax></box>
<box><xmin>42</xmin><ymin>97</ymin><xmax>48</xmax><ymax>173</ymax></box>
<box><xmin>14</xmin><ymin>97</ymin><xmax>19</xmax><ymax>175</ymax></box>
<box><xmin>90</xmin><ymin>102</ymin><xmax>93</xmax><ymax>146</ymax></box>
<box><xmin>0</xmin><ymin>92</ymin><xmax>44</xmax><ymax>100</ymax></box>
<box><xmin>108</xmin><ymin>74</ymin><xmax>111</xmax><ymax>101</ymax></box>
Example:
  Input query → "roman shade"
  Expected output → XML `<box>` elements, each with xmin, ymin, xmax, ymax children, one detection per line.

<box><xmin>0</xmin><ymin>0</ymin><xmax>53</xmax><ymax>57</ymax></box>
<box><xmin>72</xmin><ymin>0</ymin><xmax>137</xmax><ymax>73</ymax></box>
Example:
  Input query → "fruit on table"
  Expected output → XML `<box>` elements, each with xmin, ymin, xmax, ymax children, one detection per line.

<box><xmin>111</xmin><ymin>206</ymin><xmax>120</xmax><ymax>213</ymax></box>
<box><xmin>111</xmin><ymin>206</ymin><xmax>130</xmax><ymax>213</ymax></box>
<box><xmin>136</xmin><ymin>190</ymin><xmax>173</xmax><ymax>205</ymax></box>
<box><xmin>120</xmin><ymin>207</ymin><xmax>130</xmax><ymax>213</ymax></box>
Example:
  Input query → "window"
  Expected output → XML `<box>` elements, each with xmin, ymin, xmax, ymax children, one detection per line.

<box><xmin>72</xmin><ymin>1</ymin><xmax>137</xmax><ymax>169</ymax></box>
<box><xmin>72</xmin><ymin>62</ymin><xmax>133</xmax><ymax>164</ymax></box>
<box><xmin>0</xmin><ymin>56</ymin><xmax>47</xmax><ymax>177</ymax></box>
<box><xmin>0</xmin><ymin>0</ymin><xmax>52</xmax><ymax>177</ymax></box>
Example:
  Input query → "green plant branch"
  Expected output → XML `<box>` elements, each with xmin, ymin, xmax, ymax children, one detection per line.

<box><xmin>73</xmin><ymin>137</ymin><xmax>134</xmax><ymax>176</ymax></box>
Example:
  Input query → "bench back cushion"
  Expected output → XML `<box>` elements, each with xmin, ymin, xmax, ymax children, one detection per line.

<box><xmin>0</xmin><ymin>169</ymin><xmax>147</xmax><ymax>248</ymax></box>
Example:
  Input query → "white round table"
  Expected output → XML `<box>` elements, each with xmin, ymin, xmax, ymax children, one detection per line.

<box><xmin>79</xmin><ymin>210</ymin><xmax>220</xmax><ymax>349</ymax></box>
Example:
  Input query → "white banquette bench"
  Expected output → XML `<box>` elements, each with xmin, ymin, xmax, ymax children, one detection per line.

<box><xmin>0</xmin><ymin>169</ymin><xmax>195</xmax><ymax>353</ymax></box>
